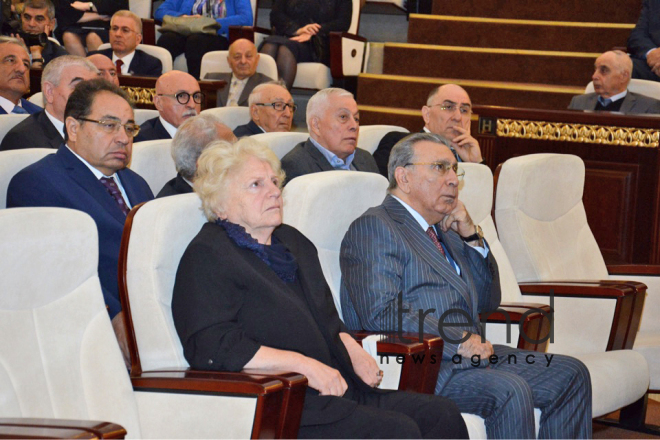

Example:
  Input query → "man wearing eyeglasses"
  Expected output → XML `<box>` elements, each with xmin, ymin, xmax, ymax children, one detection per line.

<box><xmin>135</xmin><ymin>70</ymin><xmax>202</xmax><ymax>142</ymax></box>
<box><xmin>373</xmin><ymin>84</ymin><xmax>484</xmax><ymax>177</ymax></box>
<box><xmin>340</xmin><ymin>132</ymin><xmax>592</xmax><ymax>440</ymax></box>
<box><xmin>8</xmin><ymin>79</ymin><xmax>154</xmax><ymax>367</ymax></box>
<box><xmin>91</xmin><ymin>10</ymin><xmax>162</xmax><ymax>77</ymax></box>
<box><xmin>233</xmin><ymin>82</ymin><xmax>294</xmax><ymax>137</ymax></box>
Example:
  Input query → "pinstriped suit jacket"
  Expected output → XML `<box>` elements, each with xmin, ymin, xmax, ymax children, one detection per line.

<box><xmin>340</xmin><ymin>195</ymin><xmax>501</xmax><ymax>390</ymax></box>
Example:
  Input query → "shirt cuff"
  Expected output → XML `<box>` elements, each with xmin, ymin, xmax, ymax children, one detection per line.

<box><xmin>468</xmin><ymin>240</ymin><xmax>490</xmax><ymax>258</ymax></box>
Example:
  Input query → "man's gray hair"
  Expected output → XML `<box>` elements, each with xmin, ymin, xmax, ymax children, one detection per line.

<box><xmin>42</xmin><ymin>55</ymin><xmax>98</xmax><ymax>89</ymax></box>
<box><xmin>112</xmin><ymin>10</ymin><xmax>143</xmax><ymax>34</ymax></box>
<box><xmin>305</xmin><ymin>87</ymin><xmax>354</xmax><ymax>128</ymax></box>
<box><xmin>0</xmin><ymin>36</ymin><xmax>29</xmax><ymax>56</ymax></box>
<box><xmin>247</xmin><ymin>80</ymin><xmax>288</xmax><ymax>107</ymax></box>
<box><xmin>23</xmin><ymin>0</ymin><xmax>56</xmax><ymax>19</ymax></box>
<box><xmin>387</xmin><ymin>132</ymin><xmax>454</xmax><ymax>190</ymax></box>
<box><xmin>171</xmin><ymin>113</ymin><xmax>233</xmax><ymax>180</ymax></box>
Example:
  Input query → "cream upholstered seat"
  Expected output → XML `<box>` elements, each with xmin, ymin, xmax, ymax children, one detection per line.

<box><xmin>200</xmin><ymin>106</ymin><xmax>251</xmax><ymax>130</ymax></box>
<box><xmin>357</xmin><ymin>125</ymin><xmax>409</xmax><ymax>154</ymax></box>
<box><xmin>129</xmin><ymin>139</ymin><xmax>176</xmax><ymax>195</ymax></box>
<box><xmin>0</xmin><ymin>149</ymin><xmax>54</xmax><ymax>208</ymax></box>
<box><xmin>27</xmin><ymin>92</ymin><xmax>43</xmax><ymax>106</ymax></box>
<box><xmin>0</xmin><ymin>207</ymin><xmax>291</xmax><ymax>438</ymax></box>
<box><xmin>200</xmin><ymin>50</ymin><xmax>277</xmax><ymax>80</ymax></box>
<box><xmin>251</xmin><ymin>132</ymin><xmax>309</xmax><ymax>159</ymax></box>
<box><xmin>0</xmin><ymin>114</ymin><xmax>29</xmax><ymax>144</ymax></box>
<box><xmin>484</xmin><ymin>156</ymin><xmax>651</xmax><ymax>419</ymax></box>
<box><xmin>585</xmin><ymin>78</ymin><xmax>660</xmax><ymax>101</ymax></box>
<box><xmin>134</xmin><ymin>108</ymin><xmax>160</xmax><ymax>126</ymax></box>
<box><xmin>98</xmin><ymin>43</ymin><xmax>173</xmax><ymax>73</ymax></box>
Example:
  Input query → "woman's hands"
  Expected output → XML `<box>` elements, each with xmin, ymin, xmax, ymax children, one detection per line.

<box><xmin>340</xmin><ymin>332</ymin><xmax>383</xmax><ymax>387</ymax></box>
<box><xmin>299</xmin><ymin>357</ymin><xmax>348</xmax><ymax>396</ymax></box>
<box><xmin>291</xmin><ymin>23</ymin><xmax>320</xmax><ymax>42</ymax></box>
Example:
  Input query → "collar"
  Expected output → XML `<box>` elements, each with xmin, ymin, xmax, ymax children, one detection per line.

<box><xmin>230</xmin><ymin>73</ymin><xmax>249</xmax><ymax>85</ymax></box>
<box><xmin>159</xmin><ymin>116</ymin><xmax>178</xmax><ymax>138</ymax></box>
<box><xmin>65</xmin><ymin>143</ymin><xmax>117</xmax><ymax>179</ymax></box>
<box><xmin>391</xmin><ymin>194</ymin><xmax>431</xmax><ymax>231</ymax></box>
<box><xmin>602</xmin><ymin>89</ymin><xmax>628</xmax><ymax>103</ymax></box>
<box><xmin>0</xmin><ymin>95</ymin><xmax>20</xmax><ymax>114</ymax></box>
<box><xmin>309</xmin><ymin>137</ymin><xmax>356</xmax><ymax>170</ymax></box>
<box><xmin>183</xmin><ymin>175</ymin><xmax>194</xmax><ymax>187</ymax></box>
<box><xmin>44</xmin><ymin>109</ymin><xmax>65</xmax><ymax>138</ymax></box>
<box><xmin>112</xmin><ymin>50</ymin><xmax>136</xmax><ymax>74</ymax></box>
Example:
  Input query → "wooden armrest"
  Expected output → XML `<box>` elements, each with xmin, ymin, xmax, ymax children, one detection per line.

<box><xmin>141</xmin><ymin>18</ymin><xmax>156</xmax><ymax>45</ymax></box>
<box><xmin>607</xmin><ymin>264</ymin><xmax>660</xmax><ymax>276</ymax></box>
<box><xmin>0</xmin><ymin>418</ymin><xmax>125</xmax><ymax>439</ymax></box>
<box><xmin>329</xmin><ymin>32</ymin><xmax>368</xmax><ymax>78</ymax></box>
<box><xmin>132</xmin><ymin>368</ymin><xmax>306</xmax><ymax>439</ymax></box>
<box><xmin>518</xmin><ymin>281</ymin><xmax>645</xmax><ymax>351</ymax></box>
<box><xmin>481</xmin><ymin>303</ymin><xmax>553</xmax><ymax>352</ymax></box>
<box><xmin>329</xmin><ymin>31</ymin><xmax>367</xmax><ymax>43</ymax></box>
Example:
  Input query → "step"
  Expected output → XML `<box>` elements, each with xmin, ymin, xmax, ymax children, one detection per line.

<box><xmin>431</xmin><ymin>0</ymin><xmax>641</xmax><ymax>23</ymax></box>
<box><xmin>382</xmin><ymin>43</ymin><xmax>599</xmax><ymax>86</ymax></box>
<box><xmin>407</xmin><ymin>15</ymin><xmax>633</xmax><ymax>52</ymax></box>
<box><xmin>357</xmin><ymin>73</ymin><xmax>583</xmax><ymax>110</ymax></box>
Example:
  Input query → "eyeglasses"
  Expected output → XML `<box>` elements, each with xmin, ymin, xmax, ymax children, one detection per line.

<box><xmin>78</xmin><ymin>118</ymin><xmax>141</xmax><ymax>138</ymax></box>
<box><xmin>157</xmin><ymin>92</ymin><xmax>205</xmax><ymax>105</ymax></box>
<box><xmin>429</xmin><ymin>103</ymin><xmax>472</xmax><ymax>116</ymax></box>
<box><xmin>255</xmin><ymin>102</ymin><xmax>297</xmax><ymax>112</ymax></box>
<box><xmin>110</xmin><ymin>25</ymin><xmax>138</xmax><ymax>34</ymax></box>
<box><xmin>404</xmin><ymin>161</ymin><xmax>465</xmax><ymax>179</ymax></box>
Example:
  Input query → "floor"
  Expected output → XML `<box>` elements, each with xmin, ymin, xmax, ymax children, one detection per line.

<box><xmin>594</xmin><ymin>399</ymin><xmax>660</xmax><ymax>439</ymax></box>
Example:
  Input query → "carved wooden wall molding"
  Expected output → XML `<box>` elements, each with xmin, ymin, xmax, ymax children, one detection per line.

<box><xmin>122</xmin><ymin>86</ymin><xmax>156</xmax><ymax>105</ymax></box>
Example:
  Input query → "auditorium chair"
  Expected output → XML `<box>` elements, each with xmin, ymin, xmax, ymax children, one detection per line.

<box><xmin>357</xmin><ymin>125</ymin><xmax>409</xmax><ymax>154</ymax></box>
<box><xmin>229</xmin><ymin>0</ymin><xmax>367</xmax><ymax>90</ymax></box>
<box><xmin>459</xmin><ymin>162</ymin><xmax>649</xmax><ymax>425</ymax></box>
<box><xmin>28</xmin><ymin>91</ymin><xmax>43</xmax><ymax>106</ymax></box>
<box><xmin>97</xmin><ymin>43</ymin><xmax>173</xmax><ymax>73</ymax></box>
<box><xmin>0</xmin><ymin>114</ymin><xmax>29</xmax><ymax>144</ymax></box>
<box><xmin>0</xmin><ymin>149</ymin><xmax>54</xmax><ymax>208</ymax></box>
<box><xmin>118</xmin><ymin>193</ymin><xmax>444</xmax><ymax>437</ymax></box>
<box><xmin>0</xmin><ymin>207</ymin><xmax>295</xmax><ymax>438</ymax></box>
<box><xmin>200</xmin><ymin>51</ymin><xmax>278</xmax><ymax>81</ymax></box>
<box><xmin>129</xmin><ymin>139</ymin><xmax>176</xmax><ymax>195</ymax></box>
<box><xmin>585</xmin><ymin>79</ymin><xmax>660</xmax><ymax>101</ymax></box>
<box><xmin>250</xmin><ymin>132</ymin><xmax>308</xmax><ymax>159</ymax></box>
<box><xmin>200</xmin><ymin>106</ymin><xmax>251</xmax><ymax>130</ymax></box>
<box><xmin>133</xmin><ymin>108</ymin><xmax>160</xmax><ymax>126</ymax></box>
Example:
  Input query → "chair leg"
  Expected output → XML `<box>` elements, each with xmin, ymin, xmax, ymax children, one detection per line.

<box><xmin>594</xmin><ymin>393</ymin><xmax>660</xmax><ymax>435</ymax></box>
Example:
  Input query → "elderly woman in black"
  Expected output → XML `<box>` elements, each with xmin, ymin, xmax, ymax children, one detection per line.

<box><xmin>172</xmin><ymin>138</ymin><xmax>468</xmax><ymax>439</ymax></box>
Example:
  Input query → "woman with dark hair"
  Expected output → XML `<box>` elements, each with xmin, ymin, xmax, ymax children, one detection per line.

<box><xmin>172</xmin><ymin>137</ymin><xmax>469</xmax><ymax>439</ymax></box>
<box><xmin>259</xmin><ymin>0</ymin><xmax>352</xmax><ymax>89</ymax></box>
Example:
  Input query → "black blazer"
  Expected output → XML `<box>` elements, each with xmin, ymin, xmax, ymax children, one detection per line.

<box><xmin>156</xmin><ymin>173</ymin><xmax>192</xmax><ymax>198</ymax></box>
<box><xmin>135</xmin><ymin>117</ymin><xmax>172</xmax><ymax>142</ymax></box>
<box><xmin>206</xmin><ymin>72</ymin><xmax>273</xmax><ymax>107</ymax></box>
<box><xmin>0</xmin><ymin>110</ymin><xmax>63</xmax><ymax>151</ymax></box>
<box><xmin>233</xmin><ymin>120</ymin><xmax>263</xmax><ymax>137</ymax></box>
<box><xmin>94</xmin><ymin>48</ymin><xmax>163</xmax><ymax>77</ymax></box>
<box><xmin>629</xmin><ymin>0</ymin><xmax>660</xmax><ymax>58</ymax></box>
<box><xmin>373</xmin><ymin>131</ymin><xmax>408</xmax><ymax>177</ymax></box>
<box><xmin>172</xmin><ymin>223</ymin><xmax>387</xmax><ymax>426</ymax></box>
<box><xmin>280</xmin><ymin>139</ymin><xmax>380</xmax><ymax>185</ymax></box>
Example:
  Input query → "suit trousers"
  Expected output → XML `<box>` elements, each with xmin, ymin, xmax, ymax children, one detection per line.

<box><xmin>157</xmin><ymin>31</ymin><xmax>229</xmax><ymax>78</ymax></box>
<box><xmin>297</xmin><ymin>390</ymin><xmax>468</xmax><ymax>439</ymax></box>
<box><xmin>440</xmin><ymin>345</ymin><xmax>592</xmax><ymax>439</ymax></box>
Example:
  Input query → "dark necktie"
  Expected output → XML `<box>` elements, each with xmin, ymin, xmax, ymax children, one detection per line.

<box><xmin>426</xmin><ymin>227</ymin><xmax>446</xmax><ymax>257</ymax></box>
<box><xmin>11</xmin><ymin>105</ymin><xmax>28</xmax><ymax>114</ymax></box>
<box><xmin>115</xmin><ymin>59</ymin><xmax>124</xmax><ymax>75</ymax></box>
<box><xmin>99</xmin><ymin>177</ymin><xmax>129</xmax><ymax>216</ymax></box>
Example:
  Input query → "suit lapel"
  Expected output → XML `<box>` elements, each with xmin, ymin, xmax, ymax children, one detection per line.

<box><xmin>127</xmin><ymin>50</ymin><xmax>140</xmax><ymax>75</ymax></box>
<box><xmin>587</xmin><ymin>94</ymin><xmax>599</xmax><ymax>110</ymax></box>
<box><xmin>155</xmin><ymin>118</ymin><xmax>172</xmax><ymax>139</ymax></box>
<box><xmin>619</xmin><ymin>92</ymin><xmax>636</xmax><ymax>113</ymax></box>
<box><xmin>38</xmin><ymin>111</ymin><xmax>64</xmax><ymax>148</ymax></box>
<box><xmin>303</xmin><ymin>140</ymin><xmax>335</xmax><ymax>172</ymax></box>
<box><xmin>238</xmin><ymin>74</ymin><xmax>258</xmax><ymax>106</ymax></box>
<box><xmin>218</xmin><ymin>73</ymin><xmax>231</xmax><ymax>106</ymax></box>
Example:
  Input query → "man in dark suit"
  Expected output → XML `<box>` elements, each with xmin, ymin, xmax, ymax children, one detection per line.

<box><xmin>629</xmin><ymin>0</ymin><xmax>660</xmax><ymax>81</ymax></box>
<box><xmin>281</xmin><ymin>88</ymin><xmax>379</xmax><ymax>184</ymax></box>
<box><xmin>568</xmin><ymin>50</ymin><xmax>660</xmax><ymax>114</ymax></box>
<box><xmin>157</xmin><ymin>113</ymin><xmax>236</xmax><ymax>198</ymax></box>
<box><xmin>206</xmin><ymin>39</ymin><xmax>273</xmax><ymax>107</ymax></box>
<box><xmin>1</xmin><ymin>55</ymin><xmax>98</xmax><ymax>151</ymax></box>
<box><xmin>7</xmin><ymin>79</ymin><xmax>154</xmax><ymax>363</ymax></box>
<box><xmin>340</xmin><ymin>132</ymin><xmax>592</xmax><ymax>439</ymax></box>
<box><xmin>87</xmin><ymin>53</ymin><xmax>120</xmax><ymax>86</ymax></box>
<box><xmin>93</xmin><ymin>10</ymin><xmax>162</xmax><ymax>77</ymax></box>
<box><xmin>0</xmin><ymin>37</ymin><xmax>42</xmax><ymax>115</ymax></box>
<box><xmin>135</xmin><ymin>70</ymin><xmax>201</xmax><ymax>142</ymax></box>
<box><xmin>233</xmin><ymin>82</ymin><xmax>294</xmax><ymax>137</ymax></box>
<box><xmin>373</xmin><ymin>84</ymin><xmax>485</xmax><ymax>176</ymax></box>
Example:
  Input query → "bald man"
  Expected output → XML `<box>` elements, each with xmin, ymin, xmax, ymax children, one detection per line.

<box><xmin>233</xmin><ymin>82</ymin><xmax>295</xmax><ymax>137</ymax></box>
<box><xmin>206</xmin><ymin>38</ymin><xmax>274</xmax><ymax>107</ymax></box>
<box><xmin>569</xmin><ymin>50</ymin><xmax>660</xmax><ymax>114</ymax></box>
<box><xmin>373</xmin><ymin>84</ymin><xmax>484</xmax><ymax>176</ymax></box>
<box><xmin>87</xmin><ymin>53</ymin><xmax>120</xmax><ymax>86</ymax></box>
<box><xmin>135</xmin><ymin>70</ymin><xmax>201</xmax><ymax>142</ymax></box>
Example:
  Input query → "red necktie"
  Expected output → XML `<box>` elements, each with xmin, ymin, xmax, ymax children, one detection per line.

<box><xmin>426</xmin><ymin>227</ymin><xmax>447</xmax><ymax>257</ymax></box>
<box><xmin>115</xmin><ymin>59</ymin><xmax>124</xmax><ymax>75</ymax></box>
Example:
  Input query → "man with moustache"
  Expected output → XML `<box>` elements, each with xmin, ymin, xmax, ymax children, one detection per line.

<box><xmin>233</xmin><ymin>82</ymin><xmax>294</xmax><ymax>137</ymax></box>
<box><xmin>0</xmin><ymin>36</ymin><xmax>42</xmax><ymax>114</ymax></box>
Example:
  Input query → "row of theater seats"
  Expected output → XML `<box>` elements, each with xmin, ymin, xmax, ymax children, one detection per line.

<box><xmin>0</xmin><ymin>152</ymin><xmax>654</xmax><ymax>438</ymax></box>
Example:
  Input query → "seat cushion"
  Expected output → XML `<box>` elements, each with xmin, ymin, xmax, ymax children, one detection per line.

<box><xmin>293</xmin><ymin>63</ymin><xmax>332</xmax><ymax>89</ymax></box>
<box><xmin>633</xmin><ymin>332</ymin><xmax>660</xmax><ymax>391</ymax></box>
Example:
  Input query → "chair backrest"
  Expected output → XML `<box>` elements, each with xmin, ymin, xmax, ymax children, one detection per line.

<box><xmin>0</xmin><ymin>148</ymin><xmax>55</xmax><ymax>208</ymax></box>
<box><xmin>357</xmin><ymin>125</ymin><xmax>409</xmax><ymax>154</ymax></box>
<box><xmin>200</xmin><ymin>106</ymin><xmax>251</xmax><ymax>130</ymax></box>
<box><xmin>0</xmin><ymin>207</ymin><xmax>141</xmax><ymax>435</ymax></box>
<box><xmin>282</xmin><ymin>171</ymin><xmax>388</xmax><ymax>316</ymax></box>
<box><xmin>585</xmin><ymin>79</ymin><xmax>660</xmax><ymax>100</ymax></box>
<box><xmin>28</xmin><ymin>92</ymin><xmax>43</xmax><ymax>106</ymax></box>
<box><xmin>129</xmin><ymin>0</ymin><xmax>152</xmax><ymax>18</ymax></box>
<box><xmin>349</xmin><ymin>0</ymin><xmax>361</xmax><ymax>34</ymax></box>
<box><xmin>0</xmin><ymin>114</ymin><xmax>29</xmax><ymax>143</ymax></box>
<box><xmin>200</xmin><ymin>51</ymin><xmax>277</xmax><ymax>81</ymax></box>
<box><xmin>494</xmin><ymin>153</ymin><xmax>608</xmax><ymax>282</ymax></box>
<box><xmin>98</xmin><ymin>43</ymin><xmax>173</xmax><ymax>73</ymax></box>
<box><xmin>134</xmin><ymin>108</ymin><xmax>160</xmax><ymax>125</ymax></box>
<box><xmin>251</xmin><ymin>132</ymin><xmax>308</xmax><ymax>159</ymax></box>
<box><xmin>123</xmin><ymin>193</ymin><xmax>206</xmax><ymax>371</ymax></box>
<box><xmin>129</xmin><ymin>139</ymin><xmax>176</xmax><ymax>195</ymax></box>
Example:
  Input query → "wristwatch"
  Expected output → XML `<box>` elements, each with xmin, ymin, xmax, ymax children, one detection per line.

<box><xmin>461</xmin><ymin>224</ymin><xmax>484</xmax><ymax>246</ymax></box>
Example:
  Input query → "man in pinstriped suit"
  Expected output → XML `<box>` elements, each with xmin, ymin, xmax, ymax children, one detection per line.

<box><xmin>340</xmin><ymin>132</ymin><xmax>592</xmax><ymax>439</ymax></box>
